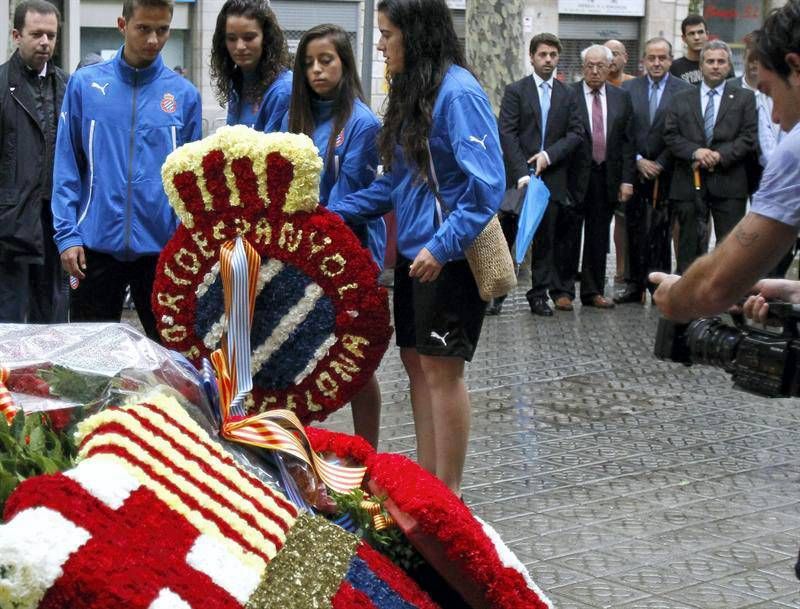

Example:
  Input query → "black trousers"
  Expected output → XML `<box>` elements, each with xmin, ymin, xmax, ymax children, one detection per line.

<box><xmin>579</xmin><ymin>164</ymin><xmax>614</xmax><ymax>299</ymax></box>
<box><xmin>673</xmin><ymin>195</ymin><xmax>745</xmax><ymax>273</ymax></box>
<box><xmin>626</xmin><ymin>178</ymin><xmax>672</xmax><ymax>294</ymax></box>
<box><xmin>527</xmin><ymin>198</ymin><xmax>582</xmax><ymax>300</ymax></box>
<box><xmin>0</xmin><ymin>217</ymin><xmax>68</xmax><ymax>323</ymax></box>
<box><xmin>69</xmin><ymin>248</ymin><xmax>160</xmax><ymax>341</ymax></box>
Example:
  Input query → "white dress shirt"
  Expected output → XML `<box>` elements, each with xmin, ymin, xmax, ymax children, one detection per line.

<box><xmin>518</xmin><ymin>72</ymin><xmax>556</xmax><ymax>187</ymax></box>
<box><xmin>740</xmin><ymin>77</ymin><xmax>784</xmax><ymax>167</ymax></box>
<box><xmin>582</xmin><ymin>81</ymin><xmax>607</xmax><ymax>135</ymax></box>
<box><xmin>699</xmin><ymin>80</ymin><xmax>726</xmax><ymax>126</ymax></box>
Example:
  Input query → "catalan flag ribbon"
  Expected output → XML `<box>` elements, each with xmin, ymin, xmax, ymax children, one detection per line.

<box><xmin>0</xmin><ymin>366</ymin><xmax>18</xmax><ymax>425</ymax></box>
<box><xmin>210</xmin><ymin>236</ymin><xmax>366</xmax><ymax>494</ymax></box>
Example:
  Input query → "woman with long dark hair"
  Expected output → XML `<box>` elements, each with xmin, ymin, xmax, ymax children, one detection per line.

<box><xmin>284</xmin><ymin>24</ymin><xmax>384</xmax><ymax>446</ymax></box>
<box><xmin>210</xmin><ymin>0</ymin><xmax>291</xmax><ymax>131</ymax></box>
<box><xmin>329</xmin><ymin>0</ymin><xmax>504</xmax><ymax>494</ymax></box>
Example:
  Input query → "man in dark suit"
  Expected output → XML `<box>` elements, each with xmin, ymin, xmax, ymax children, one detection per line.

<box><xmin>616</xmin><ymin>37</ymin><xmax>693</xmax><ymax>303</ymax></box>
<box><xmin>570</xmin><ymin>44</ymin><xmax>635</xmax><ymax>309</ymax></box>
<box><xmin>664</xmin><ymin>39</ymin><xmax>758</xmax><ymax>272</ymax></box>
<box><xmin>0</xmin><ymin>0</ymin><xmax>68</xmax><ymax>322</ymax></box>
<box><xmin>498</xmin><ymin>32</ymin><xmax>584</xmax><ymax>316</ymax></box>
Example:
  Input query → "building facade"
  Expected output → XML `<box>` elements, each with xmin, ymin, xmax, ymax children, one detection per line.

<box><xmin>2</xmin><ymin>0</ymin><xmax>786</xmax><ymax>127</ymax></box>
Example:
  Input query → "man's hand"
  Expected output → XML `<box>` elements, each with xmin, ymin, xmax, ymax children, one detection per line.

<box><xmin>649</xmin><ymin>271</ymin><xmax>688</xmax><ymax>321</ymax></box>
<box><xmin>694</xmin><ymin>148</ymin><xmax>720</xmax><ymax>169</ymax></box>
<box><xmin>618</xmin><ymin>183</ymin><xmax>633</xmax><ymax>203</ymax></box>
<box><xmin>517</xmin><ymin>175</ymin><xmax>531</xmax><ymax>190</ymax></box>
<box><xmin>61</xmin><ymin>245</ymin><xmax>86</xmax><ymax>279</ymax></box>
<box><xmin>743</xmin><ymin>279</ymin><xmax>800</xmax><ymax>324</ymax></box>
<box><xmin>409</xmin><ymin>247</ymin><xmax>443</xmax><ymax>283</ymax></box>
<box><xmin>636</xmin><ymin>158</ymin><xmax>662</xmax><ymax>180</ymax></box>
<box><xmin>527</xmin><ymin>152</ymin><xmax>550</xmax><ymax>176</ymax></box>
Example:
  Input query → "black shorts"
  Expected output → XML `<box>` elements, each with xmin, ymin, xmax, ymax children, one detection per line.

<box><xmin>393</xmin><ymin>255</ymin><xmax>487</xmax><ymax>361</ymax></box>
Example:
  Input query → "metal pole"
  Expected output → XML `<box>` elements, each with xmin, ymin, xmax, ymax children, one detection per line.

<box><xmin>361</xmin><ymin>0</ymin><xmax>374</xmax><ymax>100</ymax></box>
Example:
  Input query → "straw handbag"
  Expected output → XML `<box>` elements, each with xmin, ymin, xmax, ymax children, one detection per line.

<box><xmin>426</xmin><ymin>141</ymin><xmax>516</xmax><ymax>301</ymax></box>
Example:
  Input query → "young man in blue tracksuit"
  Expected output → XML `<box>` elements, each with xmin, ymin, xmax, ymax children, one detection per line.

<box><xmin>52</xmin><ymin>0</ymin><xmax>202</xmax><ymax>340</ymax></box>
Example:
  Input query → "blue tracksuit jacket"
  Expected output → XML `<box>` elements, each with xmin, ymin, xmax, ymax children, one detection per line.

<box><xmin>328</xmin><ymin>65</ymin><xmax>504</xmax><ymax>264</ymax></box>
<box><xmin>227</xmin><ymin>69</ymin><xmax>292</xmax><ymax>133</ymax></box>
<box><xmin>51</xmin><ymin>49</ymin><xmax>202</xmax><ymax>260</ymax></box>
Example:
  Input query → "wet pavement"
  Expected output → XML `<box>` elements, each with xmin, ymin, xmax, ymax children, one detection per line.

<box><xmin>320</xmin><ymin>285</ymin><xmax>800</xmax><ymax>608</ymax></box>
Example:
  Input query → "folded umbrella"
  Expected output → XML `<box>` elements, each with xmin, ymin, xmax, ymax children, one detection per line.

<box><xmin>515</xmin><ymin>175</ymin><xmax>550</xmax><ymax>265</ymax></box>
<box><xmin>693</xmin><ymin>167</ymin><xmax>710</xmax><ymax>258</ymax></box>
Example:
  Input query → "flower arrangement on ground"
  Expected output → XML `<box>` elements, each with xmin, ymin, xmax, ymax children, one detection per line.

<box><xmin>152</xmin><ymin>126</ymin><xmax>391</xmax><ymax>424</ymax></box>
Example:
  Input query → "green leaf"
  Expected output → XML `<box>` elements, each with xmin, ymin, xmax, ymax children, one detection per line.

<box><xmin>27</xmin><ymin>426</ymin><xmax>46</xmax><ymax>453</ymax></box>
<box><xmin>38</xmin><ymin>365</ymin><xmax>111</xmax><ymax>404</ymax></box>
<box><xmin>10</xmin><ymin>410</ymin><xmax>24</xmax><ymax>438</ymax></box>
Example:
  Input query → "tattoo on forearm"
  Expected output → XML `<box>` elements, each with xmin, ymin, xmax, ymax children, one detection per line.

<box><xmin>734</xmin><ymin>226</ymin><xmax>759</xmax><ymax>248</ymax></box>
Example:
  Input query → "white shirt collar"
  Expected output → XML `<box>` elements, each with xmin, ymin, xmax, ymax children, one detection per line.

<box><xmin>532</xmin><ymin>72</ymin><xmax>554</xmax><ymax>89</ymax></box>
<box><xmin>700</xmin><ymin>80</ymin><xmax>726</xmax><ymax>98</ymax></box>
<box><xmin>646</xmin><ymin>73</ymin><xmax>668</xmax><ymax>88</ymax></box>
<box><xmin>582</xmin><ymin>82</ymin><xmax>605</xmax><ymax>96</ymax></box>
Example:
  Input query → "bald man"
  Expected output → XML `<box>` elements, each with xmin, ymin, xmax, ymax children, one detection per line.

<box><xmin>605</xmin><ymin>40</ymin><xmax>635</xmax><ymax>87</ymax></box>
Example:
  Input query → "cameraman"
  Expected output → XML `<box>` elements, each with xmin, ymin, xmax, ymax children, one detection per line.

<box><xmin>651</xmin><ymin>0</ymin><xmax>800</xmax><ymax>322</ymax></box>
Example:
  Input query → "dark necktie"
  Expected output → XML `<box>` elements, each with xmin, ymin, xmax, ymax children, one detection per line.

<box><xmin>649</xmin><ymin>81</ymin><xmax>659</xmax><ymax>124</ymax></box>
<box><xmin>704</xmin><ymin>89</ymin><xmax>717</xmax><ymax>145</ymax></box>
<box><xmin>592</xmin><ymin>89</ymin><xmax>606</xmax><ymax>163</ymax></box>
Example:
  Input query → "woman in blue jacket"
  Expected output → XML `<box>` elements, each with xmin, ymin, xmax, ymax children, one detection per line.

<box><xmin>210</xmin><ymin>0</ymin><xmax>292</xmax><ymax>132</ymax></box>
<box><xmin>329</xmin><ymin>0</ymin><xmax>505</xmax><ymax>494</ymax></box>
<box><xmin>285</xmin><ymin>24</ymin><xmax>384</xmax><ymax>447</ymax></box>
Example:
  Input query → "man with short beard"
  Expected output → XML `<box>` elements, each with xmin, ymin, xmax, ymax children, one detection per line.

<box><xmin>496</xmin><ymin>33</ymin><xmax>583</xmax><ymax>316</ymax></box>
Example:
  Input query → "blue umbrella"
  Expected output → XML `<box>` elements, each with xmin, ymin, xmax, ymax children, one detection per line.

<box><xmin>515</xmin><ymin>175</ymin><xmax>550</xmax><ymax>264</ymax></box>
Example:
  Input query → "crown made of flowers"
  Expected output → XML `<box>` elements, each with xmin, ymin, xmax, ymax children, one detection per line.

<box><xmin>161</xmin><ymin>125</ymin><xmax>323</xmax><ymax>230</ymax></box>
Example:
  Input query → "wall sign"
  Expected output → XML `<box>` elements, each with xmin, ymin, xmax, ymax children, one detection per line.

<box><xmin>559</xmin><ymin>0</ymin><xmax>645</xmax><ymax>17</ymax></box>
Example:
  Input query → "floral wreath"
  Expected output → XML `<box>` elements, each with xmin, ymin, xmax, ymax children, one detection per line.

<box><xmin>152</xmin><ymin>126</ymin><xmax>392</xmax><ymax>424</ymax></box>
<box><xmin>306</xmin><ymin>426</ymin><xmax>553</xmax><ymax>609</ymax></box>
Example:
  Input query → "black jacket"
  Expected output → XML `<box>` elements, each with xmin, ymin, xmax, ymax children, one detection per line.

<box><xmin>0</xmin><ymin>51</ymin><xmax>67</xmax><ymax>263</ymax></box>
<box><xmin>498</xmin><ymin>75</ymin><xmax>583</xmax><ymax>203</ymax></box>
<box><xmin>570</xmin><ymin>81</ymin><xmax>636</xmax><ymax>205</ymax></box>
<box><xmin>664</xmin><ymin>81</ymin><xmax>757</xmax><ymax>201</ymax></box>
<box><xmin>623</xmin><ymin>74</ymin><xmax>693</xmax><ymax>172</ymax></box>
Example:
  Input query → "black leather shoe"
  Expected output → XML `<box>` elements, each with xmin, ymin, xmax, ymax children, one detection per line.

<box><xmin>614</xmin><ymin>287</ymin><xmax>644</xmax><ymax>304</ymax></box>
<box><xmin>486</xmin><ymin>297</ymin><xmax>504</xmax><ymax>316</ymax></box>
<box><xmin>528</xmin><ymin>296</ymin><xmax>553</xmax><ymax>316</ymax></box>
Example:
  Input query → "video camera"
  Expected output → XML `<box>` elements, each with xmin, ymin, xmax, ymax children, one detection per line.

<box><xmin>654</xmin><ymin>302</ymin><xmax>800</xmax><ymax>398</ymax></box>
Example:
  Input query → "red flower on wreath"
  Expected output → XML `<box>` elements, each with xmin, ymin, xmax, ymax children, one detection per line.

<box><xmin>152</xmin><ymin>127</ymin><xmax>392</xmax><ymax>425</ymax></box>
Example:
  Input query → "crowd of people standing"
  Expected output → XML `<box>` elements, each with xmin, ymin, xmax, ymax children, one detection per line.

<box><xmin>489</xmin><ymin>15</ymin><xmax>777</xmax><ymax>317</ymax></box>
<box><xmin>0</xmin><ymin>0</ymin><xmax>789</xmax><ymax>495</ymax></box>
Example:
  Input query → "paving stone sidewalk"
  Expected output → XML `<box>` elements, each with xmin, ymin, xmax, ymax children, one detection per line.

<box><xmin>321</xmin><ymin>287</ymin><xmax>800</xmax><ymax>608</ymax></box>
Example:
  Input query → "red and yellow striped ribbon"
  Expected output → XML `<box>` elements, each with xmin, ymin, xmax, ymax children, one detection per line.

<box><xmin>223</xmin><ymin>408</ymin><xmax>366</xmax><ymax>494</ymax></box>
<box><xmin>0</xmin><ymin>367</ymin><xmax>18</xmax><ymax>425</ymax></box>
<box><xmin>210</xmin><ymin>237</ymin><xmax>366</xmax><ymax>494</ymax></box>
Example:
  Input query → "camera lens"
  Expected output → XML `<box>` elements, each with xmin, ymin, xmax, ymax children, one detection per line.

<box><xmin>686</xmin><ymin>318</ymin><xmax>741</xmax><ymax>372</ymax></box>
